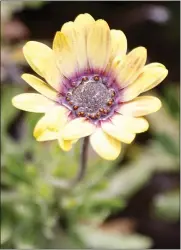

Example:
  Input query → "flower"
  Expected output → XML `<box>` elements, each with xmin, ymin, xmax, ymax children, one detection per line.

<box><xmin>12</xmin><ymin>13</ymin><xmax>168</xmax><ymax>161</ymax></box>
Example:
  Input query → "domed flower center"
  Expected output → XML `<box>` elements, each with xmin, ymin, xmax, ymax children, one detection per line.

<box><xmin>63</xmin><ymin>75</ymin><xmax>118</xmax><ymax>121</ymax></box>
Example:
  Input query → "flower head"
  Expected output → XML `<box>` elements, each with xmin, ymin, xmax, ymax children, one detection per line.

<box><xmin>12</xmin><ymin>13</ymin><xmax>168</xmax><ymax>160</ymax></box>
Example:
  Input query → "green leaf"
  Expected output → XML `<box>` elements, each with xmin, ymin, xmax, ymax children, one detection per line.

<box><xmin>155</xmin><ymin>133</ymin><xmax>179</xmax><ymax>156</ymax></box>
<box><xmin>93</xmin><ymin>163</ymin><xmax>154</xmax><ymax>200</ymax></box>
<box><xmin>162</xmin><ymin>84</ymin><xmax>179</xmax><ymax>120</ymax></box>
<box><xmin>24</xmin><ymin>1</ymin><xmax>46</xmax><ymax>9</ymax></box>
<box><xmin>153</xmin><ymin>189</ymin><xmax>179</xmax><ymax>222</ymax></box>
<box><xmin>1</xmin><ymin>222</ymin><xmax>13</xmax><ymax>244</ymax></box>
<box><xmin>75</xmin><ymin>224</ymin><xmax>153</xmax><ymax>249</ymax></box>
<box><xmin>1</xmin><ymin>85</ymin><xmax>23</xmax><ymax>133</ymax></box>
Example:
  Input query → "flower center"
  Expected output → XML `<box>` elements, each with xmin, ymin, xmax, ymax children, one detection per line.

<box><xmin>62</xmin><ymin>75</ymin><xmax>118</xmax><ymax>122</ymax></box>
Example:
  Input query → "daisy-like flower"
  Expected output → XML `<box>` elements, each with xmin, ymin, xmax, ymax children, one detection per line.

<box><xmin>12</xmin><ymin>13</ymin><xmax>168</xmax><ymax>161</ymax></box>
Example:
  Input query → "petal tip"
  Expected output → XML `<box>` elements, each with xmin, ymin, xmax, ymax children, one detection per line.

<box><xmin>136</xmin><ymin>46</ymin><xmax>147</xmax><ymax>57</ymax></box>
<box><xmin>11</xmin><ymin>96</ymin><xmax>17</xmax><ymax>108</ymax></box>
<box><xmin>163</xmin><ymin>68</ymin><xmax>169</xmax><ymax>77</ymax></box>
<box><xmin>96</xmin><ymin>19</ymin><xmax>109</xmax><ymax>28</ymax></box>
<box><xmin>21</xmin><ymin>73</ymin><xmax>27</xmax><ymax>80</ymax></box>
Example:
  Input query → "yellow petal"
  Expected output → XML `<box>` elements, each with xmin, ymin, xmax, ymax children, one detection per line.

<box><xmin>87</xmin><ymin>20</ymin><xmax>111</xmax><ymax>71</ymax></box>
<box><xmin>90</xmin><ymin>128</ymin><xmax>121</xmax><ymax>161</ymax></box>
<box><xmin>122</xmin><ymin>66</ymin><xmax>168</xmax><ymax>101</ymax></box>
<box><xmin>53</xmin><ymin>31</ymin><xmax>78</xmax><ymax>79</ymax></box>
<box><xmin>21</xmin><ymin>74</ymin><xmax>57</xmax><ymax>101</ymax></box>
<box><xmin>23</xmin><ymin>41</ymin><xmax>61</xmax><ymax>91</ymax></box>
<box><xmin>36</xmin><ymin>130</ymin><xmax>59</xmax><ymax>141</ymax></box>
<box><xmin>61</xmin><ymin>23</ymin><xmax>87</xmax><ymax>72</ymax></box>
<box><xmin>45</xmin><ymin>62</ymin><xmax>64</xmax><ymax>92</ymax></box>
<box><xmin>106</xmin><ymin>54</ymin><xmax>125</xmax><ymax>73</ymax></box>
<box><xmin>114</xmin><ymin>47</ymin><xmax>147</xmax><ymax>89</ymax></box>
<box><xmin>53</xmin><ymin>30</ymin><xmax>71</xmax><ymax>54</ymax></box>
<box><xmin>110</xmin><ymin>29</ymin><xmax>127</xmax><ymax>61</ymax></box>
<box><xmin>117</xmin><ymin>96</ymin><xmax>162</xmax><ymax>117</ymax></box>
<box><xmin>112</xmin><ymin>114</ymin><xmax>149</xmax><ymax>133</ymax></box>
<box><xmin>74</xmin><ymin>13</ymin><xmax>95</xmax><ymax>33</ymax></box>
<box><xmin>142</xmin><ymin>68</ymin><xmax>168</xmax><ymax>93</ymax></box>
<box><xmin>33</xmin><ymin>105</ymin><xmax>68</xmax><ymax>140</ymax></box>
<box><xmin>12</xmin><ymin>93</ymin><xmax>55</xmax><ymax>113</ymax></box>
<box><xmin>60</xmin><ymin>14</ymin><xmax>95</xmax><ymax>73</ymax></box>
<box><xmin>58</xmin><ymin>136</ymin><xmax>74</xmax><ymax>151</ymax></box>
<box><xmin>143</xmin><ymin>62</ymin><xmax>166</xmax><ymax>69</ymax></box>
<box><xmin>75</xmin><ymin>14</ymin><xmax>95</xmax><ymax>71</ymax></box>
<box><xmin>23</xmin><ymin>41</ymin><xmax>52</xmax><ymax>77</ymax></box>
<box><xmin>61</xmin><ymin>21</ymin><xmax>74</xmax><ymax>36</ymax></box>
<box><xmin>62</xmin><ymin>117</ymin><xmax>96</xmax><ymax>140</ymax></box>
<box><xmin>101</xmin><ymin>121</ymin><xmax>135</xmax><ymax>144</ymax></box>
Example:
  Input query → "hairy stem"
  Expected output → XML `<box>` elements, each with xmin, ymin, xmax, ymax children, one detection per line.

<box><xmin>49</xmin><ymin>137</ymin><xmax>89</xmax><ymax>189</ymax></box>
<box><xmin>71</xmin><ymin>136</ymin><xmax>89</xmax><ymax>186</ymax></box>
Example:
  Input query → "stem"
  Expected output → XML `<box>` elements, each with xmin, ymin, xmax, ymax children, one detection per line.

<box><xmin>49</xmin><ymin>137</ymin><xmax>89</xmax><ymax>189</ymax></box>
<box><xmin>70</xmin><ymin>136</ymin><xmax>89</xmax><ymax>186</ymax></box>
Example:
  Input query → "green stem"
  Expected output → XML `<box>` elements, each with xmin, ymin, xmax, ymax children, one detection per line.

<box><xmin>70</xmin><ymin>136</ymin><xmax>89</xmax><ymax>186</ymax></box>
<box><xmin>49</xmin><ymin>137</ymin><xmax>89</xmax><ymax>189</ymax></box>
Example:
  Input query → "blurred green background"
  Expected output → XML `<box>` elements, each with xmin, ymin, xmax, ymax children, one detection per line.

<box><xmin>1</xmin><ymin>1</ymin><xmax>180</xmax><ymax>249</ymax></box>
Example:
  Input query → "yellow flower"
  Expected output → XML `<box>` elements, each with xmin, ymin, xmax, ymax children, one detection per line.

<box><xmin>12</xmin><ymin>13</ymin><xmax>168</xmax><ymax>161</ymax></box>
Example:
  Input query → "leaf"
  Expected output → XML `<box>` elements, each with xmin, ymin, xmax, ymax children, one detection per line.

<box><xmin>24</xmin><ymin>1</ymin><xmax>45</xmax><ymax>9</ymax></box>
<box><xmin>162</xmin><ymin>84</ymin><xmax>180</xmax><ymax>120</ymax></box>
<box><xmin>93</xmin><ymin>163</ymin><xmax>154</xmax><ymax>200</ymax></box>
<box><xmin>1</xmin><ymin>222</ymin><xmax>13</xmax><ymax>244</ymax></box>
<box><xmin>1</xmin><ymin>85</ymin><xmax>23</xmax><ymax>133</ymax></box>
<box><xmin>153</xmin><ymin>189</ymin><xmax>180</xmax><ymax>222</ymax></box>
<box><xmin>155</xmin><ymin>133</ymin><xmax>179</xmax><ymax>156</ymax></box>
<box><xmin>75</xmin><ymin>224</ymin><xmax>153</xmax><ymax>249</ymax></box>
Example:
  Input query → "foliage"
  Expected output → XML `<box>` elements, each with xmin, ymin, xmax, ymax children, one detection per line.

<box><xmin>152</xmin><ymin>189</ymin><xmax>180</xmax><ymax>222</ymax></box>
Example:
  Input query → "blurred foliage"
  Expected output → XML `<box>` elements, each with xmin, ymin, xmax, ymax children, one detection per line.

<box><xmin>1</xmin><ymin>1</ymin><xmax>180</xmax><ymax>249</ymax></box>
<box><xmin>1</xmin><ymin>1</ymin><xmax>45</xmax><ymax>22</ymax></box>
<box><xmin>76</xmin><ymin>224</ymin><xmax>153</xmax><ymax>249</ymax></box>
<box><xmin>152</xmin><ymin>189</ymin><xmax>179</xmax><ymax>222</ymax></box>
